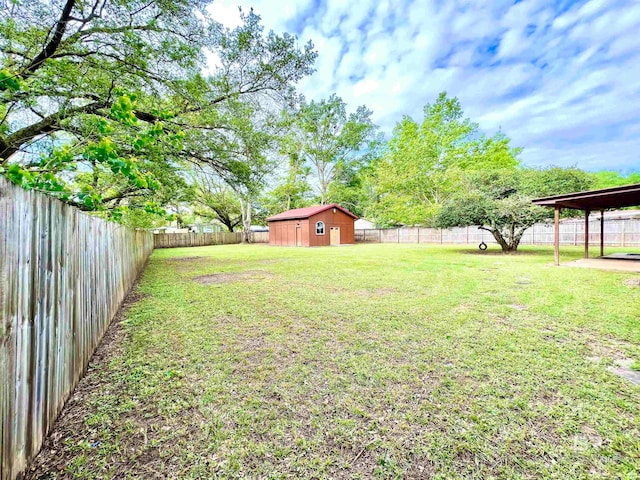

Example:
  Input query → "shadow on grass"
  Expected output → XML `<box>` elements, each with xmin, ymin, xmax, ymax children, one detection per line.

<box><xmin>454</xmin><ymin>246</ymin><xmax>556</xmax><ymax>257</ymax></box>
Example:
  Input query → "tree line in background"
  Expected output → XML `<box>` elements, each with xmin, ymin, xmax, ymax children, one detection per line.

<box><xmin>1</xmin><ymin>0</ymin><xmax>638</xmax><ymax>251</ymax></box>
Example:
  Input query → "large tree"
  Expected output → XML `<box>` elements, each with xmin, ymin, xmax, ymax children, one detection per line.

<box><xmin>589</xmin><ymin>171</ymin><xmax>640</xmax><ymax>189</ymax></box>
<box><xmin>0</xmin><ymin>1</ymin><xmax>316</xmax><ymax>217</ymax></box>
<box><xmin>192</xmin><ymin>174</ymin><xmax>242</xmax><ymax>232</ymax></box>
<box><xmin>372</xmin><ymin>92</ymin><xmax>520</xmax><ymax>226</ymax></box>
<box><xmin>325</xmin><ymin>132</ymin><xmax>385</xmax><ymax>217</ymax></box>
<box><xmin>288</xmin><ymin>94</ymin><xmax>377</xmax><ymax>204</ymax></box>
<box><xmin>435</xmin><ymin>167</ymin><xmax>592</xmax><ymax>252</ymax></box>
<box><xmin>193</xmin><ymin>98</ymin><xmax>278</xmax><ymax>241</ymax></box>
<box><xmin>261</xmin><ymin>150</ymin><xmax>312</xmax><ymax>217</ymax></box>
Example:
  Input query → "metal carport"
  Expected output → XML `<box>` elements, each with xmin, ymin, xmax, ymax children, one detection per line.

<box><xmin>532</xmin><ymin>183</ymin><xmax>640</xmax><ymax>265</ymax></box>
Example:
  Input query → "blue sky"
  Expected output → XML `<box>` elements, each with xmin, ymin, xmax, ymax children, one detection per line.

<box><xmin>207</xmin><ymin>0</ymin><xmax>640</xmax><ymax>172</ymax></box>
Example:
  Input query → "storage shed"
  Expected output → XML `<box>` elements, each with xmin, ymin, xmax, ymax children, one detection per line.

<box><xmin>267</xmin><ymin>204</ymin><xmax>357</xmax><ymax>246</ymax></box>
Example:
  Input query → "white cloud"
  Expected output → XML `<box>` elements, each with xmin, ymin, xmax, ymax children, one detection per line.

<box><xmin>206</xmin><ymin>1</ymin><xmax>244</xmax><ymax>29</ymax></box>
<box><xmin>497</xmin><ymin>29</ymin><xmax>528</xmax><ymax>59</ymax></box>
<box><xmin>204</xmin><ymin>0</ymin><xmax>640</xmax><ymax>172</ymax></box>
<box><xmin>352</xmin><ymin>78</ymin><xmax>379</xmax><ymax>97</ymax></box>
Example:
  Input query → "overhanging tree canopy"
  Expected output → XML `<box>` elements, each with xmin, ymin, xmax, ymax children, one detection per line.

<box><xmin>0</xmin><ymin>0</ymin><xmax>316</xmax><ymax>218</ymax></box>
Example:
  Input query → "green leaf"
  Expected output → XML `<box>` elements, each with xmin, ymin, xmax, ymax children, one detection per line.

<box><xmin>0</xmin><ymin>69</ymin><xmax>22</xmax><ymax>92</ymax></box>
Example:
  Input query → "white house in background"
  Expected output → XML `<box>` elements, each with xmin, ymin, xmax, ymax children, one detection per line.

<box><xmin>191</xmin><ymin>223</ymin><xmax>225</xmax><ymax>233</ymax></box>
<box><xmin>153</xmin><ymin>223</ymin><xmax>225</xmax><ymax>234</ymax></box>
<box><xmin>355</xmin><ymin>218</ymin><xmax>375</xmax><ymax>229</ymax></box>
<box><xmin>153</xmin><ymin>226</ymin><xmax>189</xmax><ymax>234</ymax></box>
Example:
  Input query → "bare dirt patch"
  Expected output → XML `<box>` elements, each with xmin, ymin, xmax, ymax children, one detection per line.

<box><xmin>508</xmin><ymin>304</ymin><xmax>529</xmax><ymax>310</ymax></box>
<box><xmin>586</xmin><ymin>335</ymin><xmax>638</xmax><ymax>362</ymax></box>
<box><xmin>258</xmin><ymin>258</ymin><xmax>291</xmax><ymax>265</ymax></box>
<box><xmin>165</xmin><ymin>256</ymin><xmax>251</xmax><ymax>272</ymax></box>
<box><xmin>623</xmin><ymin>277</ymin><xmax>640</xmax><ymax>287</ymax></box>
<box><xmin>166</xmin><ymin>256</ymin><xmax>204</xmax><ymax>262</ymax></box>
<box><xmin>352</xmin><ymin>287</ymin><xmax>397</xmax><ymax>297</ymax></box>
<box><xmin>193</xmin><ymin>270</ymin><xmax>273</xmax><ymax>284</ymax></box>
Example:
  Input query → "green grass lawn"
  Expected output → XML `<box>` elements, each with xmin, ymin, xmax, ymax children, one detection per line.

<box><xmin>30</xmin><ymin>244</ymin><xmax>640</xmax><ymax>479</ymax></box>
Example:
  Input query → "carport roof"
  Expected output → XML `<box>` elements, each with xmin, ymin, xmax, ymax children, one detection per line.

<box><xmin>532</xmin><ymin>183</ymin><xmax>640</xmax><ymax>210</ymax></box>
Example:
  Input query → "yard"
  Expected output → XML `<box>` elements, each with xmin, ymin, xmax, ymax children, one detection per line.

<box><xmin>27</xmin><ymin>244</ymin><xmax>640</xmax><ymax>479</ymax></box>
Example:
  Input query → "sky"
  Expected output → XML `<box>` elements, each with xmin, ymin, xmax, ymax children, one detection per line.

<box><xmin>207</xmin><ymin>0</ymin><xmax>640</xmax><ymax>173</ymax></box>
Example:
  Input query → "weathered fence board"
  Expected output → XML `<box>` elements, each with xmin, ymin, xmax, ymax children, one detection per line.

<box><xmin>0</xmin><ymin>177</ymin><xmax>153</xmax><ymax>480</ymax></box>
<box><xmin>154</xmin><ymin>231</ymin><xmax>269</xmax><ymax>248</ymax></box>
<box><xmin>355</xmin><ymin>220</ymin><xmax>640</xmax><ymax>247</ymax></box>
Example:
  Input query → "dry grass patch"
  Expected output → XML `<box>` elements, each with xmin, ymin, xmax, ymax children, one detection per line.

<box><xmin>193</xmin><ymin>270</ymin><xmax>273</xmax><ymax>284</ymax></box>
<box><xmin>624</xmin><ymin>277</ymin><xmax>640</xmax><ymax>287</ymax></box>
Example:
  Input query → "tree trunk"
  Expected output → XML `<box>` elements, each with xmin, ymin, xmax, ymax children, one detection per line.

<box><xmin>481</xmin><ymin>226</ymin><xmax>520</xmax><ymax>253</ymax></box>
<box><xmin>239</xmin><ymin>196</ymin><xmax>252</xmax><ymax>243</ymax></box>
<box><xmin>316</xmin><ymin>161</ymin><xmax>329</xmax><ymax>205</ymax></box>
<box><xmin>319</xmin><ymin>179</ymin><xmax>328</xmax><ymax>205</ymax></box>
<box><xmin>218</xmin><ymin>215</ymin><xmax>236</xmax><ymax>232</ymax></box>
<box><xmin>201</xmin><ymin>205</ymin><xmax>240</xmax><ymax>233</ymax></box>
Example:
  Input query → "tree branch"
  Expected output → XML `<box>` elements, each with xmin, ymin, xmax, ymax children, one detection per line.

<box><xmin>65</xmin><ymin>19</ymin><xmax>161</xmax><ymax>46</ymax></box>
<box><xmin>102</xmin><ymin>188</ymin><xmax>151</xmax><ymax>205</ymax></box>
<box><xmin>1</xmin><ymin>100</ymin><xmax>108</xmax><ymax>162</ymax></box>
<box><xmin>21</xmin><ymin>0</ymin><xmax>77</xmax><ymax>79</ymax></box>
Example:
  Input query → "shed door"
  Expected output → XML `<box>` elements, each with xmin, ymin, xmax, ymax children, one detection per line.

<box><xmin>330</xmin><ymin>226</ymin><xmax>340</xmax><ymax>245</ymax></box>
<box><xmin>295</xmin><ymin>225</ymin><xmax>302</xmax><ymax>246</ymax></box>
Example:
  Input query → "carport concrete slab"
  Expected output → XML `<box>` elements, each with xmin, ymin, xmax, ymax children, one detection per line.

<box><xmin>563</xmin><ymin>258</ymin><xmax>640</xmax><ymax>273</ymax></box>
<box><xmin>603</xmin><ymin>253</ymin><xmax>640</xmax><ymax>261</ymax></box>
<box><xmin>608</xmin><ymin>359</ymin><xmax>640</xmax><ymax>385</ymax></box>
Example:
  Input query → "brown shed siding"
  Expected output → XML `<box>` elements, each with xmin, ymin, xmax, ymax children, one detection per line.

<box><xmin>268</xmin><ymin>208</ymin><xmax>354</xmax><ymax>246</ymax></box>
<box><xmin>268</xmin><ymin>219</ymin><xmax>310</xmax><ymax>246</ymax></box>
<box><xmin>300</xmin><ymin>219</ymin><xmax>311</xmax><ymax>246</ymax></box>
<box><xmin>308</xmin><ymin>210</ymin><xmax>354</xmax><ymax>246</ymax></box>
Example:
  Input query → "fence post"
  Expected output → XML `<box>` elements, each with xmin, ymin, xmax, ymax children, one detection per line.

<box><xmin>621</xmin><ymin>221</ymin><xmax>626</xmax><ymax>247</ymax></box>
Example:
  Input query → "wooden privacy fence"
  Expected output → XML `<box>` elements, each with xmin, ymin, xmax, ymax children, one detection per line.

<box><xmin>355</xmin><ymin>219</ymin><xmax>640</xmax><ymax>247</ymax></box>
<box><xmin>0</xmin><ymin>178</ymin><xmax>154</xmax><ymax>480</ymax></box>
<box><xmin>154</xmin><ymin>231</ymin><xmax>269</xmax><ymax>248</ymax></box>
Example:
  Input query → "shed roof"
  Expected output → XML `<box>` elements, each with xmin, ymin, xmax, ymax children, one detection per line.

<box><xmin>532</xmin><ymin>183</ymin><xmax>640</xmax><ymax>210</ymax></box>
<box><xmin>267</xmin><ymin>204</ymin><xmax>358</xmax><ymax>221</ymax></box>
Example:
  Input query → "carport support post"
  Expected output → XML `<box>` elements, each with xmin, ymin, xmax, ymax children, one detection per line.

<box><xmin>554</xmin><ymin>206</ymin><xmax>561</xmax><ymax>266</ymax></box>
<box><xmin>600</xmin><ymin>209</ymin><xmax>604</xmax><ymax>257</ymax></box>
<box><xmin>584</xmin><ymin>209</ymin><xmax>590</xmax><ymax>258</ymax></box>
